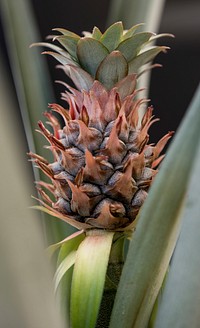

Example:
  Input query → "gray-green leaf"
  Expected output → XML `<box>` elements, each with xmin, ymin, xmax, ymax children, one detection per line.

<box><xmin>96</xmin><ymin>51</ymin><xmax>128</xmax><ymax>90</ymax></box>
<box><xmin>117</xmin><ymin>32</ymin><xmax>153</xmax><ymax>62</ymax></box>
<box><xmin>128</xmin><ymin>46</ymin><xmax>168</xmax><ymax>73</ymax></box>
<box><xmin>55</xmin><ymin>35</ymin><xmax>80</xmax><ymax>60</ymax></box>
<box><xmin>100</xmin><ymin>21</ymin><xmax>123</xmax><ymax>51</ymax></box>
<box><xmin>77</xmin><ymin>37</ymin><xmax>109</xmax><ymax>77</ymax></box>
<box><xmin>92</xmin><ymin>26</ymin><xmax>102</xmax><ymax>40</ymax></box>
<box><xmin>62</xmin><ymin>64</ymin><xmax>94</xmax><ymax>91</ymax></box>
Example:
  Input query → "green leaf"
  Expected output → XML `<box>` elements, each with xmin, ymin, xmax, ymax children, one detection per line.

<box><xmin>55</xmin><ymin>231</ymin><xmax>84</xmax><ymax>327</ymax></box>
<box><xmin>106</xmin><ymin>0</ymin><xmax>167</xmax><ymax>98</ymax></box>
<box><xmin>100</xmin><ymin>21</ymin><xmax>123</xmax><ymax>51</ymax></box>
<box><xmin>55</xmin><ymin>35</ymin><xmax>79</xmax><ymax>60</ymax></box>
<box><xmin>106</xmin><ymin>0</ymin><xmax>166</xmax><ymax>33</ymax></box>
<box><xmin>128</xmin><ymin>46</ymin><xmax>168</xmax><ymax>73</ymax></box>
<box><xmin>96</xmin><ymin>51</ymin><xmax>128</xmax><ymax>90</ymax></box>
<box><xmin>0</xmin><ymin>0</ymin><xmax>71</xmax><ymax>244</ymax></box>
<box><xmin>42</xmin><ymin>51</ymin><xmax>79</xmax><ymax>66</ymax></box>
<box><xmin>0</xmin><ymin>53</ymin><xmax>64</xmax><ymax>328</ymax></box>
<box><xmin>122</xmin><ymin>23</ymin><xmax>144</xmax><ymax>39</ymax></box>
<box><xmin>71</xmin><ymin>230</ymin><xmax>114</xmax><ymax>328</ymax></box>
<box><xmin>62</xmin><ymin>64</ymin><xmax>94</xmax><ymax>91</ymax></box>
<box><xmin>154</xmin><ymin>107</ymin><xmax>200</xmax><ymax>328</ymax></box>
<box><xmin>47</xmin><ymin>230</ymin><xmax>85</xmax><ymax>257</ymax></box>
<box><xmin>52</xmin><ymin>28</ymin><xmax>80</xmax><ymax>39</ymax></box>
<box><xmin>109</xmin><ymin>84</ymin><xmax>200</xmax><ymax>328</ymax></box>
<box><xmin>117</xmin><ymin>32</ymin><xmax>153</xmax><ymax>62</ymax></box>
<box><xmin>54</xmin><ymin>251</ymin><xmax>77</xmax><ymax>291</ymax></box>
<box><xmin>92</xmin><ymin>26</ymin><xmax>102</xmax><ymax>40</ymax></box>
<box><xmin>77</xmin><ymin>37</ymin><xmax>109</xmax><ymax>77</ymax></box>
<box><xmin>30</xmin><ymin>41</ymin><xmax>71</xmax><ymax>57</ymax></box>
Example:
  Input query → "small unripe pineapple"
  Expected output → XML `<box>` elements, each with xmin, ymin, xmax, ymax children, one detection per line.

<box><xmin>30</xmin><ymin>22</ymin><xmax>173</xmax><ymax>231</ymax></box>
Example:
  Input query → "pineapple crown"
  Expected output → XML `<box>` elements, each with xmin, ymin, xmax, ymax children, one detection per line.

<box><xmin>31</xmin><ymin>21</ymin><xmax>173</xmax><ymax>91</ymax></box>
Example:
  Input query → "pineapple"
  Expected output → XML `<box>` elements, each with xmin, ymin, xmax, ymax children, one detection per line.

<box><xmin>29</xmin><ymin>22</ymin><xmax>173</xmax><ymax>328</ymax></box>
<box><xmin>30</xmin><ymin>22</ymin><xmax>172</xmax><ymax>231</ymax></box>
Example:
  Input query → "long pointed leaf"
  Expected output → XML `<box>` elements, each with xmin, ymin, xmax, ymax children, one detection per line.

<box><xmin>71</xmin><ymin>230</ymin><xmax>114</xmax><ymax>328</ymax></box>
<box><xmin>106</xmin><ymin>0</ymin><xmax>166</xmax><ymax>99</ymax></box>
<box><xmin>0</xmin><ymin>0</ymin><xmax>71</xmax><ymax>243</ymax></box>
<box><xmin>54</xmin><ymin>251</ymin><xmax>77</xmax><ymax>291</ymax></box>
<box><xmin>55</xmin><ymin>231</ymin><xmax>85</xmax><ymax>327</ymax></box>
<box><xmin>154</xmin><ymin>122</ymin><xmax>200</xmax><ymax>328</ymax></box>
<box><xmin>110</xmin><ymin>85</ymin><xmax>200</xmax><ymax>328</ymax></box>
<box><xmin>0</xmin><ymin>54</ymin><xmax>64</xmax><ymax>328</ymax></box>
<box><xmin>106</xmin><ymin>0</ymin><xmax>166</xmax><ymax>32</ymax></box>
<box><xmin>116</xmin><ymin>32</ymin><xmax>153</xmax><ymax>62</ymax></box>
<box><xmin>47</xmin><ymin>230</ymin><xmax>85</xmax><ymax>257</ymax></box>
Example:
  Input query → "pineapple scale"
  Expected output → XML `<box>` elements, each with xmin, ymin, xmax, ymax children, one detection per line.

<box><xmin>31</xmin><ymin>78</ymin><xmax>172</xmax><ymax>230</ymax></box>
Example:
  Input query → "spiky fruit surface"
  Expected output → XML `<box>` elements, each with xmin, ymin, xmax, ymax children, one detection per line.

<box><xmin>30</xmin><ymin>73</ymin><xmax>172</xmax><ymax>231</ymax></box>
<box><xmin>32</xmin><ymin>21</ymin><xmax>172</xmax><ymax>91</ymax></box>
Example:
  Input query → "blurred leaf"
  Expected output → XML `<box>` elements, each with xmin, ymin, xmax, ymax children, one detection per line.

<box><xmin>106</xmin><ymin>0</ymin><xmax>166</xmax><ymax>32</ymax></box>
<box><xmin>154</xmin><ymin>116</ymin><xmax>200</xmax><ymax>328</ymax></box>
<box><xmin>0</xmin><ymin>54</ymin><xmax>64</xmax><ymax>328</ymax></box>
<box><xmin>0</xmin><ymin>0</ymin><xmax>53</xmax><ymax>158</ymax></box>
<box><xmin>109</xmin><ymin>84</ymin><xmax>200</xmax><ymax>328</ymax></box>
<box><xmin>106</xmin><ymin>0</ymin><xmax>166</xmax><ymax>99</ymax></box>
<box><xmin>71</xmin><ymin>230</ymin><xmax>114</xmax><ymax>328</ymax></box>
<box><xmin>0</xmin><ymin>0</ymin><xmax>72</xmax><ymax>243</ymax></box>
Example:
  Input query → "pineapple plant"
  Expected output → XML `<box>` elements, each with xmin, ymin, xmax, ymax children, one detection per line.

<box><xmin>29</xmin><ymin>22</ymin><xmax>174</xmax><ymax>327</ymax></box>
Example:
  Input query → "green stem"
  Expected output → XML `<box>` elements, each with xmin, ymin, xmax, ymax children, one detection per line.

<box><xmin>96</xmin><ymin>233</ymin><xmax>125</xmax><ymax>328</ymax></box>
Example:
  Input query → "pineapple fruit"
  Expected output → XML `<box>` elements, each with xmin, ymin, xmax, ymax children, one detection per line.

<box><xmin>29</xmin><ymin>22</ymin><xmax>173</xmax><ymax>328</ymax></box>
<box><xmin>30</xmin><ymin>22</ymin><xmax>172</xmax><ymax>231</ymax></box>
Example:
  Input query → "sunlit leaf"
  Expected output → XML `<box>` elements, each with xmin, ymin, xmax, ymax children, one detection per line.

<box><xmin>47</xmin><ymin>230</ymin><xmax>85</xmax><ymax>257</ymax></box>
<box><xmin>71</xmin><ymin>230</ymin><xmax>114</xmax><ymax>328</ymax></box>
<box><xmin>54</xmin><ymin>251</ymin><xmax>77</xmax><ymax>291</ymax></box>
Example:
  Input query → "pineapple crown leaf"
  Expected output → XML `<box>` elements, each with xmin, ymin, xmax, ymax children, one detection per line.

<box><xmin>77</xmin><ymin>37</ymin><xmax>109</xmax><ymax>77</ymax></box>
<box><xmin>92</xmin><ymin>26</ymin><xmax>102</xmax><ymax>39</ymax></box>
<box><xmin>31</xmin><ymin>21</ymin><xmax>173</xmax><ymax>90</ymax></box>
<box><xmin>96</xmin><ymin>51</ymin><xmax>128</xmax><ymax>90</ymax></box>
<box><xmin>99</xmin><ymin>21</ymin><xmax>124</xmax><ymax>51</ymax></box>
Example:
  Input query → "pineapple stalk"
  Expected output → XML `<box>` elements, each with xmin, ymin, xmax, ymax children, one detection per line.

<box><xmin>30</xmin><ymin>22</ymin><xmax>173</xmax><ymax>328</ymax></box>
